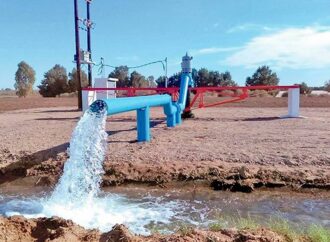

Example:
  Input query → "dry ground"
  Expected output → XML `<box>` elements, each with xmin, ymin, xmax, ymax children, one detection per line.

<box><xmin>0</xmin><ymin>96</ymin><xmax>77</xmax><ymax>113</ymax></box>
<box><xmin>0</xmin><ymin>216</ymin><xmax>287</xmax><ymax>242</ymax></box>
<box><xmin>0</xmin><ymin>96</ymin><xmax>329</xmax><ymax>191</ymax></box>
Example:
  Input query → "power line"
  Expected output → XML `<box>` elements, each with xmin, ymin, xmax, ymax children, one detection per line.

<box><xmin>94</xmin><ymin>57</ymin><xmax>168</xmax><ymax>79</ymax></box>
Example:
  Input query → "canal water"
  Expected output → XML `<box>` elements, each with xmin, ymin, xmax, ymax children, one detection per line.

<box><xmin>0</xmin><ymin>185</ymin><xmax>329</xmax><ymax>235</ymax></box>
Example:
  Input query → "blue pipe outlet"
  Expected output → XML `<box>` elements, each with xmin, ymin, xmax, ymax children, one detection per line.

<box><xmin>89</xmin><ymin>100</ymin><xmax>107</xmax><ymax>115</ymax></box>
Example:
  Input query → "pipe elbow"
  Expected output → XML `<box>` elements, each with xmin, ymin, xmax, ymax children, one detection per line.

<box><xmin>164</xmin><ymin>102</ymin><xmax>177</xmax><ymax>116</ymax></box>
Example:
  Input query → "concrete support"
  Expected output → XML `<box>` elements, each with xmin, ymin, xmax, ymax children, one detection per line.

<box><xmin>137</xmin><ymin>107</ymin><xmax>150</xmax><ymax>142</ymax></box>
<box><xmin>287</xmin><ymin>88</ymin><xmax>300</xmax><ymax>118</ymax></box>
<box><xmin>82</xmin><ymin>90</ymin><xmax>96</xmax><ymax>112</ymax></box>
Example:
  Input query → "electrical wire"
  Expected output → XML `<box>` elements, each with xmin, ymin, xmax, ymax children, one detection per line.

<box><xmin>93</xmin><ymin>57</ymin><xmax>167</xmax><ymax>77</ymax></box>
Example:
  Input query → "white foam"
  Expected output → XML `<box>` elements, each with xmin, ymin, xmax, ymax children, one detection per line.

<box><xmin>34</xmin><ymin>108</ymin><xmax>178</xmax><ymax>234</ymax></box>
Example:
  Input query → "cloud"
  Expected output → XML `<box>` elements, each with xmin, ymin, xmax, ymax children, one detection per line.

<box><xmin>191</xmin><ymin>47</ymin><xmax>240</xmax><ymax>56</ymax></box>
<box><xmin>227</xmin><ymin>23</ymin><xmax>274</xmax><ymax>33</ymax></box>
<box><xmin>225</xmin><ymin>26</ymin><xmax>330</xmax><ymax>69</ymax></box>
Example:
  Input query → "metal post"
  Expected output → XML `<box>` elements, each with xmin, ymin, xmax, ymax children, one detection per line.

<box><xmin>165</xmin><ymin>57</ymin><xmax>168</xmax><ymax>88</ymax></box>
<box><xmin>74</xmin><ymin>0</ymin><xmax>82</xmax><ymax>110</ymax></box>
<box><xmin>86</xmin><ymin>0</ymin><xmax>92</xmax><ymax>87</ymax></box>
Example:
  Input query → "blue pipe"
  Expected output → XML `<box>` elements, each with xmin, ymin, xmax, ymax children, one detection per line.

<box><xmin>90</xmin><ymin>94</ymin><xmax>180</xmax><ymax>142</ymax></box>
<box><xmin>89</xmin><ymin>53</ymin><xmax>193</xmax><ymax>142</ymax></box>
<box><xmin>89</xmin><ymin>76</ymin><xmax>191</xmax><ymax>142</ymax></box>
<box><xmin>178</xmin><ymin>74</ymin><xmax>191</xmax><ymax>111</ymax></box>
<box><xmin>102</xmin><ymin>95</ymin><xmax>172</xmax><ymax>115</ymax></box>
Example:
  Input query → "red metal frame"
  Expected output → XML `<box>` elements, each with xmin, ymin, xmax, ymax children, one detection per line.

<box><xmin>82</xmin><ymin>85</ymin><xmax>299</xmax><ymax>111</ymax></box>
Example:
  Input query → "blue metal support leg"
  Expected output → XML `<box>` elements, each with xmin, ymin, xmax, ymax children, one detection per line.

<box><xmin>166</xmin><ymin>114</ymin><xmax>176</xmax><ymax>127</ymax></box>
<box><xmin>137</xmin><ymin>107</ymin><xmax>150</xmax><ymax>142</ymax></box>
<box><xmin>176</xmin><ymin>108</ymin><xmax>182</xmax><ymax>125</ymax></box>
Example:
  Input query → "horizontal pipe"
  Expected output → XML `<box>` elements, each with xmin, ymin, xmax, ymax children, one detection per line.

<box><xmin>102</xmin><ymin>94</ymin><xmax>172</xmax><ymax>115</ymax></box>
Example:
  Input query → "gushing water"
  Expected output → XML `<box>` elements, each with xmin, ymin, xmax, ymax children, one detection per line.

<box><xmin>46</xmin><ymin>108</ymin><xmax>108</xmax><ymax>207</ymax></box>
<box><xmin>30</xmin><ymin>107</ymin><xmax>177</xmax><ymax>234</ymax></box>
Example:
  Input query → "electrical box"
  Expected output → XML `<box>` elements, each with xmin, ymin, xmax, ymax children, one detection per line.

<box><xmin>74</xmin><ymin>50</ymin><xmax>92</xmax><ymax>64</ymax></box>
<box><xmin>94</xmin><ymin>78</ymin><xmax>118</xmax><ymax>99</ymax></box>
<box><xmin>80</xmin><ymin>50</ymin><xmax>91</xmax><ymax>64</ymax></box>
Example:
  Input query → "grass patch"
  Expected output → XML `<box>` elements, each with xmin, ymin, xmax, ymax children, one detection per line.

<box><xmin>208</xmin><ymin>215</ymin><xmax>260</xmax><ymax>231</ymax></box>
<box><xmin>235</xmin><ymin>216</ymin><xmax>260</xmax><ymax>230</ymax></box>
<box><xmin>176</xmin><ymin>223</ymin><xmax>194</xmax><ymax>236</ymax></box>
<box><xmin>209</xmin><ymin>219</ymin><xmax>226</xmax><ymax>232</ymax></box>
<box><xmin>307</xmin><ymin>224</ymin><xmax>330</xmax><ymax>242</ymax></box>
<box><xmin>267</xmin><ymin>217</ymin><xmax>299</xmax><ymax>242</ymax></box>
<box><xmin>207</xmin><ymin>214</ymin><xmax>330</xmax><ymax>242</ymax></box>
<box><xmin>147</xmin><ymin>214</ymin><xmax>329</xmax><ymax>241</ymax></box>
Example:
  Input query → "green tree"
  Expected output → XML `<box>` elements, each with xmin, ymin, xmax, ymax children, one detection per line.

<box><xmin>221</xmin><ymin>71</ymin><xmax>237</xmax><ymax>86</ymax></box>
<box><xmin>14</xmin><ymin>61</ymin><xmax>36</xmax><ymax>97</ymax></box>
<box><xmin>147</xmin><ymin>76</ymin><xmax>157</xmax><ymax>87</ymax></box>
<box><xmin>108</xmin><ymin>66</ymin><xmax>130</xmax><ymax>87</ymax></box>
<box><xmin>38</xmin><ymin>65</ymin><xmax>69</xmax><ymax>97</ymax></box>
<box><xmin>299</xmin><ymin>82</ymin><xmax>311</xmax><ymax>95</ymax></box>
<box><xmin>156</xmin><ymin>76</ymin><xmax>167</xmax><ymax>87</ymax></box>
<box><xmin>68</xmin><ymin>68</ymin><xmax>88</xmax><ymax>92</ymax></box>
<box><xmin>130</xmin><ymin>71</ymin><xmax>148</xmax><ymax>87</ymax></box>
<box><xmin>168</xmin><ymin>72</ymin><xmax>181</xmax><ymax>87</ymax></box>
<box><xmin>195</xmin><ymin>68</ymin><xmax>210</xmax><ymax>87</ymax></box>
<box><xmin>246</xmin><ymin>66</ymin><xmax>279</xmax><ymax>86</ymax></box>
<box><xmin>209</xmin><ymin>71</ymin><xmax>237</xmax><ymax>87</ymax></box>
<box><xmin>325</xmin><ymin>80</ymin><xmax>330</xmax><ymax>92</ymax></box>
<box><xmin>159</xmin><ymin>68</ymin><xmax>237</xmax><ymax>88</ymax></box>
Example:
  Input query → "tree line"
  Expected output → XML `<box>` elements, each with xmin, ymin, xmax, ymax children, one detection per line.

<box><xmin>13</xmin><ymin>61</ymin><xmax>330</xmax><ymax>97</ymax></box>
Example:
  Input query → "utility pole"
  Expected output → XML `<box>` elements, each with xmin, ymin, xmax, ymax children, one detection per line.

<box><xmin>86</xmin><ymin>0</ymin><xmax>92</xmax><ymax>87</ymax></box>
<box><xmin>74</xmin><ymin>0</ymin><xmax>82</xmax><ymax>110</ymax></box>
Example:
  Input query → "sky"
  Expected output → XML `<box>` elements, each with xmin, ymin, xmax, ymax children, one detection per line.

<box><xmin>1</xmin><ymin>0</ymin><xmax>330</xmax><ymax>89</ymax></box>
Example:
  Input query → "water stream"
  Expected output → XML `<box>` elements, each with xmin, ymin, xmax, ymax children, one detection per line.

<box><xmin>0</xmin><ymin>186</ymin><xmax>329</xmax><ymax>235</ymax></box>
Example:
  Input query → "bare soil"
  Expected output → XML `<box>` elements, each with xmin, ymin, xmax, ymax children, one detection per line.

<box><xmin>0</xmin><ymin>216</ymin><xmax>286</xmax><ymax>242</ymax></box>
<box><xmin>0</xmin><ymin>96</ymin><xmax>77</xmax><ymax>113</ymax></box>
<box><xmin>0</xmin><ymin>96</ymin><xmax>329</xmax><ymax>192</ymax></box>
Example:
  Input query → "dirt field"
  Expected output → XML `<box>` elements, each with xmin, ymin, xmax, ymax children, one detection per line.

<box><xmin>0</xmin><ymin>96</ymin><xmax>77</xmax><ymax>113</ymax></box>
<box><xmin>0</xmin><ymin>96</ymin><xmax>329</xmax><ymax>191</ymax></box>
